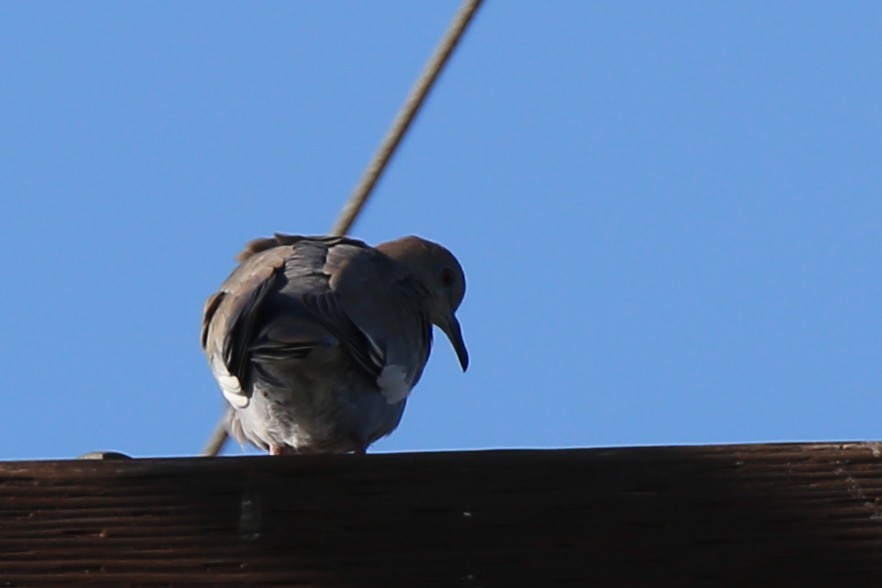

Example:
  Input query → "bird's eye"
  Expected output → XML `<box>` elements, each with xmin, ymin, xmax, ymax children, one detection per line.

<box><xmin>440</xmin><ymin>267</ymin><xmax>454</xmax><ymax>287</ymax></box>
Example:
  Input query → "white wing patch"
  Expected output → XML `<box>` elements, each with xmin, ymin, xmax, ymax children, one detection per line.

<box><xmin>363</xmin><ymin>331</ymin><xmax>386</xmax><ymax>368</ymax></box>
<box><xmin>212</xmin><ymin>355</ymin><xmax>249</xmax><ymax>409</ymax></box>
<box><xmin>377</xmin><ymin>365</ymin><xmax>411</xmax><ymax>404</ymax></box>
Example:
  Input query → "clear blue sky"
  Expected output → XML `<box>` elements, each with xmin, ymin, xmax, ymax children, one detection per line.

<box><xmin>2</xmin><ymin>2</ymin><xmax>881</xmax><ymax>460</ymax></box>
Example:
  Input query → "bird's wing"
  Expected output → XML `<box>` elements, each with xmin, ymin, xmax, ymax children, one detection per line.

<box><xmin>317</xmin><ymin>240</ymin><xmax>433</xmax><ymax>403</ymax></box>
<box><xmin>202</xmin><ymin>234</ymin><xmax>431</xmax><ymax>408</ymax></box>
<box><xmin>201</xmin><ymin>244</ymin><xmax>294</xmax><ymax>408</ymax></box>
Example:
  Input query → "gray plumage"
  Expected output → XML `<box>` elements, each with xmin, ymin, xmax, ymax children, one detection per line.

<box><xmin>201</xmin><ymin>234</ymin><xmax>468</xmax><ymax>455</ymax></box>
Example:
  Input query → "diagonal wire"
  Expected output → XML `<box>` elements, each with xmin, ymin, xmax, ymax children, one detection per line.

<box><xmin>202</xmin><ymin>0</ymin><xmax>484</xmax><ymax>456</ymax></box>
<box><xmin>329</xmin><ymin>0</ymin><xmax>484</xmax><ymax>236</ymax></box>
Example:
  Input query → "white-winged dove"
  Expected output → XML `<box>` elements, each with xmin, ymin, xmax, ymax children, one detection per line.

<box><xmin>201</xmin><ymin>234</ymin><xmax>468</xmax><ymax>455</ymax></box>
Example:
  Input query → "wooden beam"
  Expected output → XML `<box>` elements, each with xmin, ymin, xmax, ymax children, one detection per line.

<box><xmin>2</xmin><ymin>443</ymin><xmax>882</xmax><ymax>586</ymax></box>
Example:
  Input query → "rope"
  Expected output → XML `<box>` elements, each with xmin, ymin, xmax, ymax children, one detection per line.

<box><xmin>330</xmin><ymin>0</ymin><xmax>484</xmax><ymax>236</ymax></box>
<box><xmin>202</xmin><ymin>0</ymin><xmax>484</xmax><ymax>456</ymax></box>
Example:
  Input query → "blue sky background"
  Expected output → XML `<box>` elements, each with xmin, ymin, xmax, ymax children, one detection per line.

<box><xmin>2</xmin><ymin>2</ymin><xmax>881</xmax><ymax>460</ymax></box>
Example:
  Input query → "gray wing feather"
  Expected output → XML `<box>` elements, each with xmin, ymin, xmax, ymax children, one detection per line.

<box><xmin>322</xmin><ymin>242</ymin><xmax>433</xmax><ymax>396</ymax></box>
<box><xmin>202</xmin><ymin>235</ymin><xmax>431</xmax><ymax>406</ymax></box>
<box><xmin>201</xmin><ymin>245</ymin><xmax>293</xmax><ymax>403</ymax></box>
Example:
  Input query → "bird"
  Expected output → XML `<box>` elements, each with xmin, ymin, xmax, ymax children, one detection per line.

<box><xmin>200</xmin><ymin>234</ymin><xmax>468</xmax><ymax>455</ymax></box>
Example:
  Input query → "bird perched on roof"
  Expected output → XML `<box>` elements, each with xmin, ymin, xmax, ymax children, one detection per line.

<box><xmin>200</xmin><ymin>234</ymin><xmax>469</xmax><ymax>455</ymax></box>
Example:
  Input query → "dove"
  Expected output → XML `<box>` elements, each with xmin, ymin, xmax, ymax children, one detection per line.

<box><xmin>200</xmin><ymin>234</ymin><xmax>468</xmax><ymax>455</ymax></box>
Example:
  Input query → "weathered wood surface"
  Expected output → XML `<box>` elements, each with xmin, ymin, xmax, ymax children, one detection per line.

<box><xmin>2</xmin><ymin>443</ymin><xmax>882</xmax><ymax>586</ymax></box>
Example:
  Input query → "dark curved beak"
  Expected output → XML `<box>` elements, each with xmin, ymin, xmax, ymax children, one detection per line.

<box><xmin>439</xmin><ymin>313</ymin><xmax>469</xmax><ymax>371</ymax></box>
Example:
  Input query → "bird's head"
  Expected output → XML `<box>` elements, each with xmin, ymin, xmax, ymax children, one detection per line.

<box><xmin>377</xmin><ymin>236</ymin><xmax>469</xmax><ymax>371</ymax></box>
